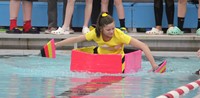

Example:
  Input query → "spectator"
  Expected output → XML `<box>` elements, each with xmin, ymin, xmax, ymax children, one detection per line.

<box><xmin>52</xmin><ymin>0</ymin><xmax>93</xmax><ymax>35</ymax></box>
<box><xmin>101</xmin><ymin>0</ymin><xmax>128</xmax><ymax>33</ymax></box>
<box><xmin>6</xmin><ymin>0</ymin><xmax>39</xmax><ymax>34</ymax></box>
<box><xmin>45</xmin><ymin>0</ymin><xmax>68</xmax><ymax>34</ymax></box>
<box><xmin>169</xmin><ymin>0</ymin><xmax>200</xmax><ymax>35</ymax></box>
<box><xmin>146</xmin><ymin>0</ymin><xmax>175</xmax><ymax>35</ymax></box>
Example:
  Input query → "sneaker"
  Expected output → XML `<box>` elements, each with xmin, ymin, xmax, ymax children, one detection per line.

<box><xmin>23</xmin><ymin>27</ymin><xmax>40</xmax><ymax>34</ymax></box>
<box><xmin>6</xmin><ymin>27</ymin><xmax>22</xmax><ymax>34</ymax></box>
<box><xmin>120</xmin><ymin>27</ymin><xmax>128</xmax><ymax>34</ymax></box>
<box><xmin>45</xmin><ymin>27</ymin><xmax>57</xmax><ymax>34</ymax></box>
<box><xmin>196</xmin><ymin>28</ymin><xmax>200</xmax><ymax>36</ymax></box>
<box><xmin>82</xmin><ymin>27</ymin><xmax>90</xmax><ymax>34</ymax></box>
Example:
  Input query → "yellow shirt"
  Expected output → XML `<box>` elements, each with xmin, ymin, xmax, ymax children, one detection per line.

<box><xmin>85</xmin><ymin>28</ymin><xmax>131</xmax><ymax>55</ymax></box>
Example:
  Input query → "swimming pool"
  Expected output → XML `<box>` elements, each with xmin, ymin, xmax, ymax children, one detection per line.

<box><xmin>0</xmin><ymin>51</ymin><xmax>200</xmax><ymax>98</ymax></box>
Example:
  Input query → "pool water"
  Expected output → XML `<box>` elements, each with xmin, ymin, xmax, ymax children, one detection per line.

<box><xmin>0</xmin><ymin>53</ymin><xmax>200</xmax><ymax>98</ymax></box>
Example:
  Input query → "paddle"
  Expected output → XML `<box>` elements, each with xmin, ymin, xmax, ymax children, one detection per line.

<box><xmin>154</xmin><ymin>60</ymin><xmax>167</xmax><ymax>73</ymax></box>
<box><xmin>40</xmin><ymin>39</ymin><xmax>56</xmax><ymax>58</ymax></box>
<box><xmin>148</xmin><ymin>60</ymin><xmax>167</xmax><ymax>73</ymax></box>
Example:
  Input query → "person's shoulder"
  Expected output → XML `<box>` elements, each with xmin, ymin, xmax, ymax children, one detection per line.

<box><xmin>85</xmin><ymin>28</ymin><xmax>97</xmax><ymax>38</ymax></box>
<box><xmin>115</xmin><ymin>28</ymin><xmax>121</xmax><ymax>32</ymax></box>
<box><xmin>115</xmin><ymin>28</ymin><xmax>124</xmax><ymax>34</ymax></box>
<box><xmin>86</xmin><ymin>28</ymin><xmax>95</xmax><ymax>35</ymax></box>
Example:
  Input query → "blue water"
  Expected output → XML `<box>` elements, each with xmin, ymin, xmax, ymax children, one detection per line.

<box><xmin>0</xmin><ymin>54</ymin><xmax>200</xmax><ymax>98</ymax></box>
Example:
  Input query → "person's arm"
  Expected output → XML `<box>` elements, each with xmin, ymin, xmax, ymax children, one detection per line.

<box><xmin>55</xmin><ymin>35</ymin><xmax>86</xmax><ymax>47</ymax></box>
<box><xmin>129</xmin><ymin>38</ymin><xmax>158</xmax><ymax>70</ymax></box>
<box><xmin>197</xmin><ymin>49</ymin><xmax>200</xmax><ymax>57</ymax></box>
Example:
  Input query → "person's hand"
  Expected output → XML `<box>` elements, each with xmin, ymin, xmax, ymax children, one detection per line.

<box><xmin>147</xmin><ymin>66</ymin><xmax>158</xmax><ymax>73</ymax></box>
<box><xmin>152</xmin><ymin>64</ymin><xmax>159</xmax><ymax>72</ymax></box>
<box><xmin>197</xmin><ymin>49</ymin><xmax>200</xmax><ymax>57</ymax></box>
<box><xmin>147</xmin><ymin>65</ymin><xmax>158</xmax><ymax>73</ymax></box>
<box><xmin>55</xmin><ymin>42</ymin><xmax>59</xmax><ymax>47</ymax></box>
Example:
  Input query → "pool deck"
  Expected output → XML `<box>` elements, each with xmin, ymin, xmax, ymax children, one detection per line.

<box><xmin>0</xmin><ymin>31</ymin><xmax>200</xmax><ymax>52</ymax></box>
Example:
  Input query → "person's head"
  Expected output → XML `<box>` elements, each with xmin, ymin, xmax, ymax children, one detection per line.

<box><xmin>95</xmin><ymin>12</ymin><xmax>115</xmax><ymax>38</ymax></box>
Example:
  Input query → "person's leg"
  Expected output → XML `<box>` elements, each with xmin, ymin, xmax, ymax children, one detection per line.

<box><xmin>114</xmin><ymin>0</ymin><xmax>125</xmax><ymax>27</ymax></box>
<box><xmin>167</xmin><ymin>0</ymin><xmax>186</xmax><ymax>35</ymax></box>
<box><xmin>82</xmin><ymin>0</ymin><xmax>93</xmax><ymax>34</ymax></box>
<box><xmin>114</xmin><ymin>0</ymin><xmax>127</xmax><ymax>33</ymax></box>
<box><xmin>146</xmin><ymin>0</ymin><xmax>163</xmax><ymax>35</ymax></box>
<box><xmin>22</xmin><ymin>0</ymin><xmax>39</xmax><ymax>33</ymax></box>
<box><xmin>166</xmin><ymin>0</ymin><xmax>184</xmax><ymax>35</ymax></box>
<box><xmin>90</xmin><ymin>0</ymin><xmax>113</xmax><ymax>31</ymax></box>
<box><xmin>154</xmin><ymin>0</ymin><xmax>163</xmax><ymax>31</ymax></box>
<box><xmin>52</xmin><ymin>0</ymin><xmax>75</xmax><ymax>34</ymax></box>
<box><xmin>48</xmin><ymin>0</ymin><xmax>57</xmax><ymax>28</ymax></box>
<box><xmin>63</xmin><ymin>0</ymin><xmax>67</xmax><ymax>23</ymax></box>
<box><xmin>101</xmin><ymin>0</ymin><xmax>113</xmax><ymax>15</ymax></box>
<box><xmin>197</xmin><ymin>49</ymin><xmax>200</xmax><ymax>57</ymax></box>
<box><xmin>45</xmin><ymin>0</ymin><xmax>57</xmax><ymax>33</ymax></box>
<box><xmin>165</xmin><ymin>0</ymin><xmax>174</xmax><ymax>28</ymax></box>
<box><xmin>198</xmin><ymin>0</ymin><xmax>200</xmax><ymax>29</ymax></box>
<box><xmin>7</xmin><ymin>0</ymin><xmax>21</xmax><ymax>33</ymax></box>
<box><xmin>101</xmin><ymin>0</ymin><xmax>109</xmax><ymax>13</ymax></box>
<box><xmin>196</xmin><ymin>0</ymin><xmax>200</xmax><ymax>35</ymax></box>
<box><xmin>22</xmin><ymin>0</ymin><xmax>32</xmax><ymax>32</ymax></box>
<box><xmin>178</xmin><ymin>0</ymin><xmax>187</xmax><ymax>31</ymax></box>
<box><xmin>63</xmin><ymin>0</ymin><xmax>73</xmax><ymax>31</ymax></box>
<box><xmin>91</xmin><ymin>0</ymin><xmax>101</xmax><ymax>25</ymax></box>
<box><xmin>91</xmin><ymin>0</ymin><xmax>114</xmax><ymax>22</ymax></box>
<box><xmin>62</xmin><ymin>0</ymin><xmax>75</xmax><ymax>30</ymax></box>
<box><xmin>108</xmin><ymin>0</ymin><xmax>114</xmax><ymax>16</ymax></box>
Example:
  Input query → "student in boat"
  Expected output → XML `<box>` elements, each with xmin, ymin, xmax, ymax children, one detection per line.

<box><xmin>55</xmin><ymin>12</ymin><xmax>159</xmax><ymax>72</ymax></box>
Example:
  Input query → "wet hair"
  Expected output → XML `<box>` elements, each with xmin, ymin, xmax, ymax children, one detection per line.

<box><xmin>95</xmin><ymin>12</ymin><xmax>114</xmax><ymax>37</ymax></box>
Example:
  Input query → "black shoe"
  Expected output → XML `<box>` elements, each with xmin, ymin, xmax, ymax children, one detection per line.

<box><xmin>6</xmin><ymin>27</ymin><xmax>22</xmax><ymax>34</ymax></box>
<box><xmin>23</xmin><ymin>27</ymin><xmax>40</xmax><ymax>34</ymax></box>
